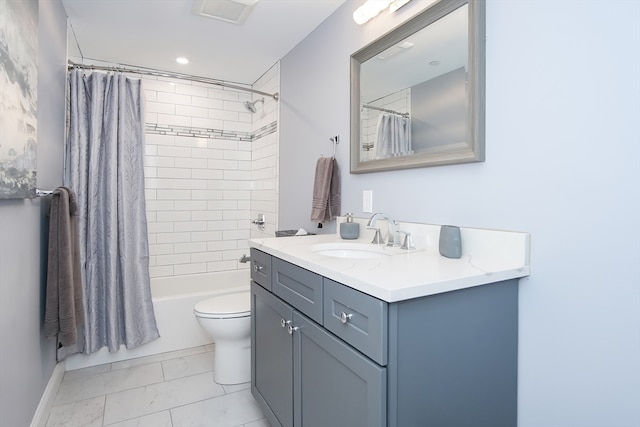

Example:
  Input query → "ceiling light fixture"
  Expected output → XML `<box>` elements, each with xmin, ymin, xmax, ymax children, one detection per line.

<box><xmin>176</xmin><ymin>57</ymin><xmax>189</xmax><ymax>65</ymax></box>
<box><xmin>353</xmin><ymin>0</ymin><xmax>413</xmax><ymax>25</ymax></box>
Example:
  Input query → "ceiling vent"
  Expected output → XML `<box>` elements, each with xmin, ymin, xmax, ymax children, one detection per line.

<box><xmin>192</xmin><ymin>0</ymin><xmax>258</xmax><ymax>25</ymax></box>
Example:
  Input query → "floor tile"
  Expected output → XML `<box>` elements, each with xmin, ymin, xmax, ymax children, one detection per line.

<box><xmin>111</xmin><ymin>346</ymin><xmax>208</xmax><ymax>371</ymax></box>
<box><xmin>222</xmin><ymin>381</ymin><xmax>250</xmax><ymax>394</ymax></box>
<box><xmin>243</xmin><ymin>419</ymin><xmax>271</xmax><ymax>427</ymax></box>
<box><xmin>170</xmin><ymin>389</ymin><xmax>264</xmax><ymax>427</ymax></box>
<box><xmin>162</xmin><ymin>351</ymin><xmax>214</xmax><ymax>381</ymax></box>
<box><xmin>55</xmin><ymin>362</ymin><xmax>164</xmax><ymax>405</ymax></box>
<box><xmin>103</xmin><ymin>372</ymin><xmax>225</xmax><ymax>425</ymax></box>
<box><xmin>45</xmin><ymin>396</ymin><xmax>105</xmax><ymax>427</ymax></box>
<box><xmin>63</xmin><ymin>363</ymin><xmax>112</xmax><ymax>381</ymax></box>
<box><xmin>103</xmin><ymin>410</ymin><xmax>172</xmax><ymax>427</ymax></box>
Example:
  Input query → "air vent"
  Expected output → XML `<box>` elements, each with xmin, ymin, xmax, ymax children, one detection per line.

<box><xmin>192</xmin><ymin>0</ymin><xmax>258</xmax><ymax>25</ymax></box>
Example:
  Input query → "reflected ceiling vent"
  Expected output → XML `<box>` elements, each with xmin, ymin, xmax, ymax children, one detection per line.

<box><xmin>192</xmin><ymin>0</ymin><xmax>258</xmax><ymax>25</ymax></box>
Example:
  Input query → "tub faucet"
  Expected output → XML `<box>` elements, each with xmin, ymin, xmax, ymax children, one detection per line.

<box><xmin>367</xmin><ymin>212</ymin><xmax>399</xmax><ymax>247</ymax></box>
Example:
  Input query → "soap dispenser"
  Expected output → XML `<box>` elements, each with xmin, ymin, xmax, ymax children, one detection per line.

<box><xmin>340</xmin><ymin>213</ymin><xmax>360</xmax><ymax>240</ymax></box>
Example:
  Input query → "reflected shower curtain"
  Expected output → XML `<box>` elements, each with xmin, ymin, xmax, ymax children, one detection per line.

<box><xmin>375</xmin><ymin>113</ymin><xmax>412</xmax><ymax>159</ymax></box>
<box><xmin>65</xmin><ymin>69</ymin><xmax>159</xmax><ymax>353</ymax></box>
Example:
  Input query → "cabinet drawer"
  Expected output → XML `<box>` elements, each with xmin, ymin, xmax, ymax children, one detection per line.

<box><xmin>250</xmin><ymin>248</ymin><xmax>272</xmax><ymax>290</ymax></box>
<box><xmin>323</xmin><ymin>278</ymin><xmax>388</xmax><ymax>365</ymax></box>
<box><xmin>272</xmin><ymin>257</ymin><xmax>323</xmax><ymax>324</ymax></box>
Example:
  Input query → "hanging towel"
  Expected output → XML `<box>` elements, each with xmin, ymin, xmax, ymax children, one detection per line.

<box><xmin>311</xmin><ymin>157</ymin><xmax>341</xmax><ymax>223</ymax></box>
<box><xmin>44</xmin><ymin>187</ymin><xmax>84</xmax><ymax>347</ymax></box>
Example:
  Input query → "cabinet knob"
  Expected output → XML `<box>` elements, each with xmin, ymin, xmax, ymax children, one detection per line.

<box><xmin>280</xmin><ymin>319</ymin><xmax>291</xmax><ymax>328</ymax></box>
<box><xmin>253</xmin><ymin>263</ymin><xmax>263</xmax><ymax>273</ymax></box>
<box><xmin>340</xmin><ymin>312</ymin><xmax>353</xmax><ymax>324</ymax></box>
<box><xmin>287</xmin><ymin>324</ymin><xmax>299</xmax><ymax>335</ymax></box>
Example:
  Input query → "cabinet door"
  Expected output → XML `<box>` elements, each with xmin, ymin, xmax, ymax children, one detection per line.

<box><xmin>251</xmin><ymin>282</ymin><xmax>294</xmax><ymax>427</ymax></box>
<box><xmin>292</xmin><ymin>312</ymin><xmax>386</xmax><ymax>427</ymax></box>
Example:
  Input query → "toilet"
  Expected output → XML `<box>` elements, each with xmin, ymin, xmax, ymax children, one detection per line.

<box><xmin>193</xmin><ymin>291</ymin><xmax>251</xmax><ymax>385</ymax></box>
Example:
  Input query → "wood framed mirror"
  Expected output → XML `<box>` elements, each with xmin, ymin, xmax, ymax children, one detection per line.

<box><xmin>350</xmin><ymin>0</ymin><xmax>485</xmax><ymax>173</ymax></box>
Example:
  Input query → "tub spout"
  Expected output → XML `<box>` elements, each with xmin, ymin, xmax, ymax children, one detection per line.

<box><xmin>239</xmin><ymin>254</ymin><xmax>251</xmax><ymax>263</ymax></box>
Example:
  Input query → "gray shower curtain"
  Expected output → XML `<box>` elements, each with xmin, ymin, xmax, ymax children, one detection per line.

<box><xmin>65</xmin><ymin>68</ymin><xmax>159</xmax><ymax>354</ymax></box>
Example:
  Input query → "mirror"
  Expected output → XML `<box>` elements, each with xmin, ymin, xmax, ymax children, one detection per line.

<box><xmin>350</xmin><ymin>0</ymin><xmax>485</xmax><ymax>173</ymax></box>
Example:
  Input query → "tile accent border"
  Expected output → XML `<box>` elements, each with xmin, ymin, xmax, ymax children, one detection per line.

<box><xmin>146</xmin><ymin>121</ymin><xmax>277</xmax><ymax>142</ymax></box>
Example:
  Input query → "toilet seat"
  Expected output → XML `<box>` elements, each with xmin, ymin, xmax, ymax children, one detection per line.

<box><xmin>194</xmin><ymin>291</ymin><xmax>251</xmax><ymax>319</ymax></box>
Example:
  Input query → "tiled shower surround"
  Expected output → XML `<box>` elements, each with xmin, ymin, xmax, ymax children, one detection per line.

<box><xmin>140</xmin><ymin>64</ymin><xmax>279</xmax><ymax>279</ymax></box>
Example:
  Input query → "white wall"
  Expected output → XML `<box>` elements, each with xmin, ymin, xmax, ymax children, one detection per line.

<box><xmin>140</xmin><ymin>64</ymin><xmax>280</xmax><ymax>278</ymax></box>
<box><xmin>279</xmin><ymin>1</ymin><xmax>640</xmax><ymax>426</ymax></box>
<box><xmin>0</xmin><ymin>0</ymin><xmax>67</xmax><ymax>425</ymax></box>
<box><xmin>250</xmin><ymin>63</ymin><xmax>281</xmax><ymax>239</ymax></box>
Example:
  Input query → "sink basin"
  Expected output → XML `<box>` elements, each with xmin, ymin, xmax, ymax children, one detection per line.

<box><xmin>310</xmin><ymin>243</ymin><xmax>391</xmax><ymax>259</ymax></box>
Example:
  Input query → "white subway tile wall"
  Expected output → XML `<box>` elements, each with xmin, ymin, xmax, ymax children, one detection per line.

<box><xmin>142</xmin><ymin>63</ymin><xmax>279</xmax><ymax>279</ymax></box>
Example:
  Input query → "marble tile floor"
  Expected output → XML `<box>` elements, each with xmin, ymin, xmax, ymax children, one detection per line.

<box><xmin>43</xmin><ymin>344</ymin><xmax>271</xmax><ymax>427</ymax></box>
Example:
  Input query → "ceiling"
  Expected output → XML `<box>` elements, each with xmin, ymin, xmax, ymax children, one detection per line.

<box><xmin>61</xmin><ymin>0</ymin><xmax>346</xmax><ymax>85</ymax></box>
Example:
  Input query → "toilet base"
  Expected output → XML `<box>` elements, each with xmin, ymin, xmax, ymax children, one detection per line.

<box><xmin>213</xmin><ymin>338</ymin><xmax>251</xmax><ymax>385</ymax></box>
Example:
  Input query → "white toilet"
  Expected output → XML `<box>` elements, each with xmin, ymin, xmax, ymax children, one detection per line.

<box><xmin>193</xmin><ymin>291</ymin><xmax>251</xmax><ymax>385</ymax></box>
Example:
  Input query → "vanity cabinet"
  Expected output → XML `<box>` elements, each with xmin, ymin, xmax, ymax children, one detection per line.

<box><xmin>252</xmin><ymin>283</ymin><xmax>386</xmax><ymax>427</ymax></box>
<box><xmin>250</xmin><ymin>248</ymin><xmax>519</xmax><ymax>427</ymax></box>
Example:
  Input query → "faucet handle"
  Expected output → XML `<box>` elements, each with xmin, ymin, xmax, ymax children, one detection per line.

<box><xmin>371</xmin><ymin>228</ymin><xmax>384</xmax><ymax>245</ymax></box>
<box><xmin>399</xmin><ymin>231</ymin><xmax>416</xmax><ymax>250</ymax></box>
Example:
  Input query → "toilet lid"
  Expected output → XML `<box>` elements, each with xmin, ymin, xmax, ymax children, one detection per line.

<box><xmin>194</xmin><ymin>291</ymin><xmax>251</xmax><ymax>319</ymax></box>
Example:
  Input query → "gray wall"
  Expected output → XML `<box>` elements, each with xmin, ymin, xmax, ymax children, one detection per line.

<box><xmin>0</xmin><ymin>0</ymin><xmax>67</xmax><ymax>425</ymax></box>
<box><xmin>411</xmin><ymin>66</ymin><xmax>466</xmax><ymax>152</ymax></box>
<box><xmin>279</xmin><ymin>1</ymin><xmax>640</xmax><ymax>426</ymax></box>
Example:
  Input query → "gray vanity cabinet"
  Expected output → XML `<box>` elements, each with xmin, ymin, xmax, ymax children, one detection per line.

<box><xmin>251</xmin><ymin>282</ymin><xmax>294</xmax><ymax>427</ymax></box>
<box><xmin>251</xmin><ymin>248</ymin><xmax>519</xmax><ymax>427</ymax></box>
<box><xmin>293</xmin><ymin>311</ymin><xmax>386</xmax><ymax>427</ymax></box>
<box><xmin>251</xmin><ymin>282</ymin><xmax>386</xmax><ymax>427</ymax></box>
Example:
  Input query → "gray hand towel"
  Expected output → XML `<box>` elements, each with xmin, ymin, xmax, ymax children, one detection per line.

<box><xmin>44</xmin><ymin>187</ymin><xmax>84</xmax><ymax>347</ymax></box>
<box><xmin>311</xmin><ymin>157</ymin><xmax>341</xmax><ymax>223</ymax></box>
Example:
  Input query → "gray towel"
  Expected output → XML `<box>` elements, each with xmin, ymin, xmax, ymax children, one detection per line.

<box><xmin>44</xmin><ymin>187</ymin><xmax>84</xmax><ymax>347</ymax></box>
<box><xmin>311</xmin><ymin>157</ymin><xmax>341</xmax><ymax>223</ymax></box>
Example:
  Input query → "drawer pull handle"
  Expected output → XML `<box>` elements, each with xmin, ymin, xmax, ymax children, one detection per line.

<box><xmin>340</xmin><ymin>312</ymin><xmax>353</xmax><ymax>324</ymax></box>
<box><xmin>253</xmin><ymin>263</ymin><xmax>263</xmax><ymax>273</ymax></box>
<box><xmin>287</xmin><ymin>324</ymin><xmax>299</xmax><ymax>335</ymax></box>
<box><xmin>280</xmin><ymin>319</ymin><xmax>291</xmax><ymax>328</ymax></box>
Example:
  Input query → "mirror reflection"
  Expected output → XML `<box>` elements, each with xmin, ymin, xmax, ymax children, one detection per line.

<box><xmin>360</xmin><ymin>4</ymin><xmax>467</xmax><ymax>161</ymax></box>
<box><xmin>351</xmin><ymin>0</ymin><xmax>485</xmax><ymax>173</ymax></box>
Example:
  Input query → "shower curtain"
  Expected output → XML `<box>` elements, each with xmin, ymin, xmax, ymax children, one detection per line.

<box><xmin>65</xmin><ymin>68</ymin><xmax>159</xmax><ymax>354</ymax></box>
<box><xmin>375</xmin><ymin>113</ymin><xmax>412</xmax><ymax>159</ymax></box>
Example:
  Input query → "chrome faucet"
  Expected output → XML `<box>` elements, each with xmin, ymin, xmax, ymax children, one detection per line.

<box><xmin>367</xmin><ymin>212</ymin><xmax>399</xmax><ymax>247</ymax></box>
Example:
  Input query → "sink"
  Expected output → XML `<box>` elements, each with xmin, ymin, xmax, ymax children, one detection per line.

<box><xmin>310</xmin><ymin>243</ymin><xmax>391</xmax><ymax>259</ymax></box>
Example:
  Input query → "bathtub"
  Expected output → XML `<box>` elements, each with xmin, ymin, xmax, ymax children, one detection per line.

<box><xmin>64</xmin><ymin>270</ymin><xmax>250</xmax><ymax>371</ymax></box>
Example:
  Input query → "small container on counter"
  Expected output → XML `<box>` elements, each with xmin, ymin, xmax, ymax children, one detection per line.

<box><xmin>340</xmin><ymin>213</ymin><xmax>360</xmax><ymax>240</ymax></box>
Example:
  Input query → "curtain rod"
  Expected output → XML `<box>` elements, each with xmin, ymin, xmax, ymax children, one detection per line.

<box><xmin>362</xmin><ymin>104</ymin><xmax>409</xmax><ymax>118</ymax></box>
<box><xmin>67</xmin><ymin>61</ymin><xmax>279</xmax><ymax>101</ymax></box>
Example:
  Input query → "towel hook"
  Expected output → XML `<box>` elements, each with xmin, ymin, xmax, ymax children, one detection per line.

<box><xmin>330</xmin><ymin>135</ymin><xmax>339</xmax><ymax>157</ymax></box>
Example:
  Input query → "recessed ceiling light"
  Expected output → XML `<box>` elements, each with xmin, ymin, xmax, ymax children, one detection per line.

<box><xmin>176</xmin><ymin>57</ymin><xmax>189</xmax><ymax>65</ymax></box>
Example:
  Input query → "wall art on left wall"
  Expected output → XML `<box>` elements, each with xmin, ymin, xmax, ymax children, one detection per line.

<box><xmin>0</xmin><ymin>0</ymin><xmax>38</xmax><ymax>199</ymax></box>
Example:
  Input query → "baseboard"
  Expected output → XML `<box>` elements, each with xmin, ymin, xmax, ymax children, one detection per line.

<box><xmin>30</xmin><ymin>362</ymin><xmax>65</xmax><ymax>427</ymax></box>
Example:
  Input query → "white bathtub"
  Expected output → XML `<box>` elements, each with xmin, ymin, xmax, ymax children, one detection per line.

<box><xmin>65</xmin><ymin>270</ymin><xmax>250</xmax><ymax>371</ymax></box>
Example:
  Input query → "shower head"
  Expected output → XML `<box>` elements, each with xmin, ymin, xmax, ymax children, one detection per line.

<box><xmin>244</xmin><ymin>98</ymin><xmax>264</xmax><ymax>113</ymax></box>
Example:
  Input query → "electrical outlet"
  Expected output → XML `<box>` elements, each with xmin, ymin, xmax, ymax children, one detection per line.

<box><xmin>363</xmin><ymin>190</ymin><xmax>373</xmax><ymax>213</ymax></box>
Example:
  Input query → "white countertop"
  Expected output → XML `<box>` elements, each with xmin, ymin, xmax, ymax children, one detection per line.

<box><xmin>249</xmin><ymin>219</ymin><xmax>531</xmax><ymax>302</ymax></box>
